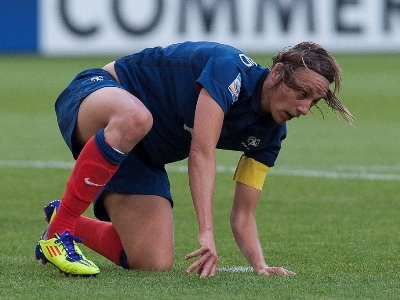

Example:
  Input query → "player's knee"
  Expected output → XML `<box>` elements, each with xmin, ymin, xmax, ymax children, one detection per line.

<box><xmin>121</xmin><ymin>106</ymin><xmax>152</xmax><ymax>140</ymax></box>
<box><xmin>132</xmin><ymin>256</ymin><xmax>173</xmax><ymax>271</ymax></box>
<box><xmin>107</xmin><ymin>107</ymin><xmax>153</xmax><ymax>152</ymax></box>
<box><xmin>131</xmin><ymin>107</ymin><xmax>153</xmax><ymax>136</ymax></box>
<box><xmin>145</xmin><ymin>260</ymin><xmax>173</xmax><ymax>271</ymax></box>
<box><xmin>123</xmin><ymin>251</ymin><xmax>174</xmax><ymax>271</ymax></box>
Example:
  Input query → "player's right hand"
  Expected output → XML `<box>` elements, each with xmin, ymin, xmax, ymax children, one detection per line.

<box><xmin>184</xmin><ymin>231</ymin><xmax>218</xmax><ymax>278</ymax></box>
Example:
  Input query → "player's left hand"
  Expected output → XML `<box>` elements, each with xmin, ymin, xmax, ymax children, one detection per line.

<box><xmin>256</xmin><ymin>266</ymin><xmax>296</xmax><ymax>276</ymax></box>
<box><xmin>185</xmin><ymin>231</ymin><xmax>218</xmax><ymax>278</ymax></box>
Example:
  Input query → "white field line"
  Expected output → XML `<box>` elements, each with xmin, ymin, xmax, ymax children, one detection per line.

<box><xmin>1</xmin><ymin>160</ymin><xmax>400</xmax><ymax>181</ymax></box>
<box><xmin>0</xmin><ymin>160</ymin><xmax>75</xmax><ymax>169</ymax></box>
<box><xmin>217</xmin><ymin>266</ymin><xmax>254</xmax><ymax>272</ymax></box>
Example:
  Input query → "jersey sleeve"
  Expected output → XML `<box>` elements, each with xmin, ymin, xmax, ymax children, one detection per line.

<box><xmin>245</xmin><ymin>147</ymin><xmax>281</xmax><ymax>168</ymax></box>
<box><xmin>246</xmin><ymin>124</ymin><xmax>287</xmax><ymax>167</ymax></box>
<box><xmin>196</xmin><ymin>57</ymin><xmax>242</xmax><ymax>114</ymax></box>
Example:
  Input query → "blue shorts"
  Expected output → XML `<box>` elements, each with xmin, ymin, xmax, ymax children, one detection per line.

<box><xmin>55</xmin><ymin>68</ymin><xmax>173</xmax><ymax>221</ymax></box>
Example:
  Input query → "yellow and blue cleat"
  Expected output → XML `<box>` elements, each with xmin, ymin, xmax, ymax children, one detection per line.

<box><xmin>36</xmin><ymin>200</ymin><xmax>99</xmax><ymax>276</ymax></box>
<box><xmin>35</xmin><ymin>230</ymin><xmax>100</xmax><ymax>277</ymax></box>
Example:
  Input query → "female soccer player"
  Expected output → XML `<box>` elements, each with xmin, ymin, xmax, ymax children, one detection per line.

<box><xmin>35</xmin><ymin>41</ymin><xmax>354</xmax><ymax>277</ymax></box>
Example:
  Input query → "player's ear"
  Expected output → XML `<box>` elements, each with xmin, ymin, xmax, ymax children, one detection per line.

<box><xmin>270</xmin><ymin>62</ymin><xmax>283</xmax><ymax>83</ymax></box>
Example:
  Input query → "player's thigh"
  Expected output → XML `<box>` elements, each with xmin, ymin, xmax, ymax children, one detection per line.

<box><xmin>75</xmin><ymin>86</ymin><xmax>150</xmax><ymax>145</ymax></box>
<box><xmin>103</xmin><ymin>192</ymin><xmax>174</xmax><ymax>270</ymax></box>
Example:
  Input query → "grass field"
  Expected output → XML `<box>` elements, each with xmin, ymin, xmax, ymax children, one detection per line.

<box><xmin>0</xmin><ymin>52</ymin><xmax>399</xmax><ymax>299</ymax></box>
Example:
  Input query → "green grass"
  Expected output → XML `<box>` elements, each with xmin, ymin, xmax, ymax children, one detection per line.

<box><xmin>0</xmin><ymin>53</ymin><xmax>400</xmax><ymax>299</ymax></box>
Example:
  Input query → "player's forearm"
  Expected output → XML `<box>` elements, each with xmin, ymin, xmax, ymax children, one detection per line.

<box><xmin>231</xmin><ymin>182</ymin><xmax>267</xmax><ymax>270</ymax></box>
<box><xmin>231</xmin><ymin>212</ymin><xmax>268</xmax><ymax>271</ymax></box>
<box><xmin>188</xmin><ymin>150</ymin><xmax>216</xmax><ymax>232</ymax></box>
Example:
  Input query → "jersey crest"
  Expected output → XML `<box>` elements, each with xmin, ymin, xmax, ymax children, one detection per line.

<box><xmin>228</xmin><ymin>73</ymin><xmax>241</xmax><ymax>103</ymax></box>
<box><xmin>241</xmin><ymin>136</ymin><xmax>260</xmax><ymax>150</ymax></box>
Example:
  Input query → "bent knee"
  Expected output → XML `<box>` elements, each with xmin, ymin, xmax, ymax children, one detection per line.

<box><xmin>120</xmin><ymin>249</ymin><xmax>173</xmax><ymax>271</ymax></box>
<box><xmin>125</xmin><ymin>107</ymin><xmax>153</xmax><ymax>139</ymax></box>
<box><xmin>128</xmin><ymin>257</ymin><xmax>174</xmax><ymax>271</ymax></box>
<box><xmin>106</xmin><ymin>107</ymin><xmax>153</xmax><ymax>152</ymax></box>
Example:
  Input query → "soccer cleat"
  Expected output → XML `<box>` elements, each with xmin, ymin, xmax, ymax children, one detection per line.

<box><xmin>43</xmin><ymin>199</ymin><xmax>60</xmax><ymax>223</ymax></box>
<box><xmin>35</xmin><ymin>230</ymin><xmax>100</xmax><ymax>276</ymax></box>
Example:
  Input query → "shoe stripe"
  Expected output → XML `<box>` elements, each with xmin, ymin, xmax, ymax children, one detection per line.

<box><xmin>46</xmin><ymin>245</ymin><xmax>62</xmax><ymax>257</ymax></box>
<box><xmin>53</xmin><ymin>246</ymin><xmax>62</xmax><ymax>256</ymax></box>
<box><xmin>49</xmin><ymin>208</ymin><xmax>57</xmax><ymax>223</ymax></box>
<box><xmin>47</xmin><ymin>246</ymin><xmax>56</xmax><ymax>257</ymax></box>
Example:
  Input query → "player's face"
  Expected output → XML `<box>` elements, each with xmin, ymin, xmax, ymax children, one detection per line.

<box><xmin>260</xmin><ymin>66</ymin><xmax>329</xmax><ymax>124</ymax></box>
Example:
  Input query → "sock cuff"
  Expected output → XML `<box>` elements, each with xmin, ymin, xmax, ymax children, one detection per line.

<box><xmin>94</xmin><ymin>129</ymin><xmax>128</xmax><ymax>165</ymax></box>
<box><xmin>119</xmin><ymin>250</ymin><xmax>130</xmax><ymax>269</ymax></box>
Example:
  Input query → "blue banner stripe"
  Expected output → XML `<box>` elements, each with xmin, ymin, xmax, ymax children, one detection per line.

<box><xmin>0</xmin><ymin>0</ymin><xmax>38</xmax><ymax>52</ymax></box>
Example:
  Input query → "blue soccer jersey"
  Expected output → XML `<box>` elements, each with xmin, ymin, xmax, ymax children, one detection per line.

<box><xmin>114</xmin><ymin>41</ymin><xmax>286</xmax><ymax>167</ymax></box>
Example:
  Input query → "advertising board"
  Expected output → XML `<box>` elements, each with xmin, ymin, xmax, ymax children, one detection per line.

<box><xmin>2</xmin><ymin>0</ymin><xmax>400</xmax><ymax>54</ymax></box>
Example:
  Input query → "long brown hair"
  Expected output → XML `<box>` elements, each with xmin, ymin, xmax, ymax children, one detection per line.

<box><xmin>271</xmin><ymin>42</ymin><xmax>355</xmax><ymax>124</ymax></box>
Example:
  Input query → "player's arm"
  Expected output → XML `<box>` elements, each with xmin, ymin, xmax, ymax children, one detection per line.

<box><xmin>231</xmin><ymin>156</ymin><xmax>296</xmax><ymax>275</ymax></box>
<box><xmin>185</xmin><ymin>88</ymin><xmax>224</xmax><ymax>278</ymax></box>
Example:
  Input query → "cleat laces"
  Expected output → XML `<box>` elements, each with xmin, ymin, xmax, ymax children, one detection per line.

<box><xmin>55</xmin><ymin>231</ymin><xmax>84</xmax><ymax>261</ymax></box>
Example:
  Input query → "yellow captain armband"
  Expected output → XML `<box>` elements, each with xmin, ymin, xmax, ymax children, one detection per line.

<box><xmin>233</xmin><ymin>156</ymin><xmax>270</xmax><ymax>190</ymax></box>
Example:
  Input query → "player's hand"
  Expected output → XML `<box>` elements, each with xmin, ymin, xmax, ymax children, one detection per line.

<box><xmin>256</xmin><ymin>266</ymin><xmax>296</xmax><ymax>276</ymax></box>
<box><xmin>185</xmin><ymin>231</ymin><xmax>218</xmax><ymax>278</ymax></box>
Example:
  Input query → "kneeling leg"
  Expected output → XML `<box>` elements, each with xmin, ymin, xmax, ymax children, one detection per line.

<box><xmin>103</xmin><ymin>192</ymin><xmax>174</xmax><ymax>271</ymax></box>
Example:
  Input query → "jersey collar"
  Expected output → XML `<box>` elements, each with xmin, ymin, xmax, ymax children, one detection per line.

<box><xmin>251</xmin><ymin>69</ymin><xmax>280</xmax><ymax>126</ymax></box>
<box><xmin>251</xmin><ymin>69</ymin><xmax>268</xmax><ymax>114</ymax></box>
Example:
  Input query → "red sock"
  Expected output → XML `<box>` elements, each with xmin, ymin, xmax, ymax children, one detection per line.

<box><xmin>75</xmin><ymin>216</ymin><xmax>127</xmax><ymax>267</ymax></box>
<box><xmin>48</xmin><ymin>135</ymin><xmax>119</xmax><ymax>238</ymax></box>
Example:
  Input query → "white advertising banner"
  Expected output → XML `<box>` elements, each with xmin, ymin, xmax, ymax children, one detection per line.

<box><xmin>40</xmin><ymin>0</ymin><xmax>400</xmax><ymax>55</ymax></box>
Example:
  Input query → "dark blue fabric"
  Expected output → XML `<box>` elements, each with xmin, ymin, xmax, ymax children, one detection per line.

<box><xmin>94</xmin><ymin>129</ymin><xmax>128</xmax><ymax>165</ymax></box>
<box><xmin>119</xmin><ymin>250</ymin><xmax>129</xmax><ymax>269</ymax></box>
